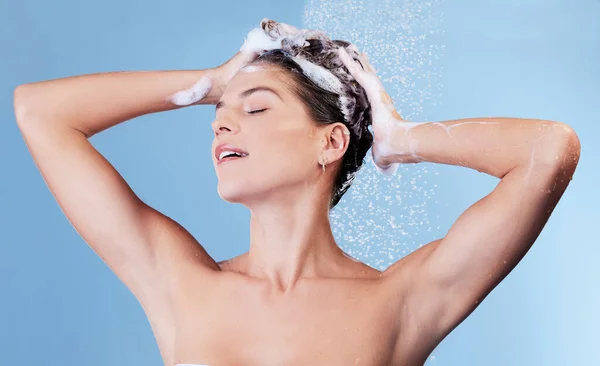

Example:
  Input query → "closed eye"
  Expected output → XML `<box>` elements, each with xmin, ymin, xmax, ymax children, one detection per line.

<box><xmin>248</xmin><ymin>108</ymin><xmax>267</xmax><ymax>115</ymax></box>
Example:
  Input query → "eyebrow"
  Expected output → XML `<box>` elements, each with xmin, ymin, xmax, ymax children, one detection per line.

<box><xmin>215</xmin><ymin>86</ymin><xmax>283</xmax><ymax>111</ymax></box>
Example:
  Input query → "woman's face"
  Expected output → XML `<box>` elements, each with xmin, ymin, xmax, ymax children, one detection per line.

<box><xmin>211</xmin><ymin>64</ymin><xmax>324</xmax><ymax>206</ymax></box>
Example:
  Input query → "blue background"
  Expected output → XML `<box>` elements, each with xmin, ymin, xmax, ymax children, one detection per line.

<box><xmin>1</xmin><ymin>0</ymin><xmax>598</xmax><ymax>365</ymax></box>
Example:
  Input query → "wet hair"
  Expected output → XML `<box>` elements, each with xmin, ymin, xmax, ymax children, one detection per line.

<box><xmin>250</xmin><ymin>39</ymin><xmax>373</xmax><ymax>209</ymax></box>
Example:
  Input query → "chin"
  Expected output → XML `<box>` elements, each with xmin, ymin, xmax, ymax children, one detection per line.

<box><xmin>216</xmin><ymin>166</ymin><xmax>303</xmax><ymax>205</ymax></box>
<box><xmin>217</xmin><ymin>179</ymin><xmax>283</xmax><ymax>207</ymax></box>
<box><xmin>217</xmin><ymin>185</ymin><xmax>246</xmax><ymax>204</ymax></box>
<box><xmin>217</xmin><ymin>180</ymin><xmax>263</xmax><ymax>205</ymax></box>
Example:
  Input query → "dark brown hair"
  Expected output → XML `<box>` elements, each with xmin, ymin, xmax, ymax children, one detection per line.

<box><xmin>251</xmin><ymin>40</ymin><xmax>373</xmax><ymax>209</ymax></box>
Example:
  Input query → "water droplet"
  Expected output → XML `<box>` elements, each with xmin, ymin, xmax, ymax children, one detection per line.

<box><xmin>303</xmin><ymin>0</ymin><xmax>444</xmax><ymax>270</ymax></box>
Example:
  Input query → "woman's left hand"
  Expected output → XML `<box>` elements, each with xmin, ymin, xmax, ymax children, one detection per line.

<box><xmin>338</xmin><ymin>47</ymin><xmax>408</xmax><ymax>175</ymax></box>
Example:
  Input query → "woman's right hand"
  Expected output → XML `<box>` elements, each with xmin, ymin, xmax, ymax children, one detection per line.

<box><xmin>211</xmin><ymin>51</ymin><xmax>261</xmax><ymax>97</ymax></box>
<box><xmin>211</xmin><ymin>18</ymin><xmax>303</xmax><ymax>98</ymax></box>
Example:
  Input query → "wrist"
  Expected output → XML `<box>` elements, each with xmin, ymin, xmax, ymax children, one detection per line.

<box><xmin>387</xmin><ymin>120</ymin><xmax>423</xmax><ymax>164</ymax></box>
<box><xmin>201</xmin><ymin>68</ymin><xmax>226</xmax><ymax>105</ymax></box>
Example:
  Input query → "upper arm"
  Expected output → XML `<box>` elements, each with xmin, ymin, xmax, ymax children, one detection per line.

<box><xmin>14</xmin><ymin>89</ymin><xmax>219</xmax><ymax>303</ymax></box>
<box><xmin>385</xmin><ymin>127</ymin><xmax>580</xmax><ymax>345</ymax></box>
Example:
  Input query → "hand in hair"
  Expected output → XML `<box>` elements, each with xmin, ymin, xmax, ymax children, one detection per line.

<box><xmin>338</xmin><ymin>47</ymin><xmax>406</xmax><ymax>176</ymax></box>
<box><xmin>213</xmin><ymin>19</ymin><xmax>305</xmax><ymax>100</ymax></box>
<box><xmin>212</xmin><ymin>51</ymin><xmax>260</xmax><ymax>98</ymax></box>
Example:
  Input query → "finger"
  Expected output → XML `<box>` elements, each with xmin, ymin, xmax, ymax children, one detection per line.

<box><xmin>360</xmin><ymin>53</ymin><xmax>377</xmax><ymax>74</ymax></box>
<box><xmin>276</xmin><ymin>21</ymin><xmax>301</xmax><ymax>36</ymax></box>
<box><xmin>260</xmin><ymin>18</ymin><xmax>300</xmax><ymax>39</ymax></box>
<box><xmin>339</xmin><ymin>48</ymin><xmax>382</xmax><ymax>98</ymax></box>
<box><xmin>338</xmin><ymin>47</ymin><xmax>363</xmax><ymax>80</ymax></box>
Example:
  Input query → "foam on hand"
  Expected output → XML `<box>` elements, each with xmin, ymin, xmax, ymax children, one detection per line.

<box><xmin>240</xmin><ymin>19</ymin><xmax>309</xmax><ymax>54</ymax></box>
<box><xmin>240</xmin><ymin>27</ymin><xmax>283</xmax><ymax>54</ymax></box>
<box><xmin>167</xmin><ymin>76</ymin><xmax>212</xmax><ymax>106</ymax></box>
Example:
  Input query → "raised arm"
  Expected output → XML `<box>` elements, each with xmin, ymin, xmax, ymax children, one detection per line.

<box><xmin>13</xmin><ymin>67</ymin><xmax>235</xmax><ymax>362</ymax></box>
<box><xmin>337</xmin><ymin>47</ymin><xmax>581</xmax><ymax>355</ymax></box>
<box><xmin>384</xmin><ymin>117</ymin><xmax>579</xmax><ymax>352</ymax></box>
<box><xmin>13</xmin><ymin>68</ymin><xmax>228</xmax><ymax>292</ymax></box>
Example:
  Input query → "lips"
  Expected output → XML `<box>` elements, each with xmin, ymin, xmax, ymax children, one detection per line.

<box><xmin>215</xmin><ymin>143</ymin><xmax>249</xmax><ymax>164</ymax></box>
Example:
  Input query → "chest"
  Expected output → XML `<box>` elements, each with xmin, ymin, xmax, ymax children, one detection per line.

<box><xmin>172</xmin><ymin>277</ymin><xmax>401</xmax><ymax>365</ymax></box>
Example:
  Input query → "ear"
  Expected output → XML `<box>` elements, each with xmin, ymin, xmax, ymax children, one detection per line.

<box><xmin>323</xmin><ymin>122</ymin><xmax>351</xmax><ymax>164</ymax></box>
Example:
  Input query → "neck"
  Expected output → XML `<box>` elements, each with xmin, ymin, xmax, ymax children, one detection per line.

<box><xmin>242</xmin><ymin>194</ymin><xmax>349</xmax><ymax>293</ymax></box>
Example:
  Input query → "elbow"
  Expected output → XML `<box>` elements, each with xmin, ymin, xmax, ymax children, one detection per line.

<box><xmin>554</xmin><ymin>122</ymin><xmax>580</xmax><ymax>162</ymax></box>
<box><xmin>13</xmin><ymin>84</ymin><xmax>39</xmax><ymax>126</ymax></box>
<box><xmin>13</xmin><ymin>84</ymin><xmax>91</xmax><ymax>138</ymax></box>
<box><xmin>562</xmin><ymin>123</ymin><xmax>580</xmax><ymax>153</ymax></box>
<box><xmin>539</xmin><ymin>122</ymin><xmax>581</xmax><ymax>169</ymax></box>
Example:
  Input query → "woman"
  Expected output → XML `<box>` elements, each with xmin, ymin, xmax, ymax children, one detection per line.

<box><xmin>13</xmin><ymin>19</ymin><xmax>580</xmax><ymax>366</ymax></box>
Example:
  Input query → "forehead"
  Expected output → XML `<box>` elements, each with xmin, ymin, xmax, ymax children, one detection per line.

<box><xmin>225</xmin><ymin>65</ymin><xmax>287</xmax><ymax>94</ymax></box>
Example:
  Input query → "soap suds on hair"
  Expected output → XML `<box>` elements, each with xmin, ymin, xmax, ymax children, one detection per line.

<box><xmin>338</xmin><ymin>95</ymin><xmax>353</xmax><ymax>123</ymax></box>
<box><xmin>240</xmin><ymin>27</ymin><xmax>283</xmax><ymax>54</ymax></box>
<box><xmin>290</xmin><ymin>55</ymin><xmax>353</xmax><ymax>123</ymax></box>
<box><xmin>239</xmin><ymin>19</ymin><xmax>310</xmax><ymax>54</ymax></box>
<box><xmin>240</xmin><ymin>20</ymin><xmax>360</xmax><ymax>123</ymax></box>
<box><xmin>291</xmin><ymin>56</ymin><xmax>344</xmax><ymax>94</ymax></box>
<box><xmin>167</xmin><ymin>76</ymin><xmax>212</xmax><ymax>106</ymax></box>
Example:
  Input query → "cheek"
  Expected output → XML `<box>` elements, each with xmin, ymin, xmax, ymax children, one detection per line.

<box><xmin>259</xmin><ymin>125</ymin><xmax>316</xmax><ymax>170</ymax></box>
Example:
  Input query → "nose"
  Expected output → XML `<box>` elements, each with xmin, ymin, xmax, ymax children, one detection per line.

<box><xmin>211</xmin><ymin>114</ymin><xmax>240</xmax><ymax>136</ymax></box>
